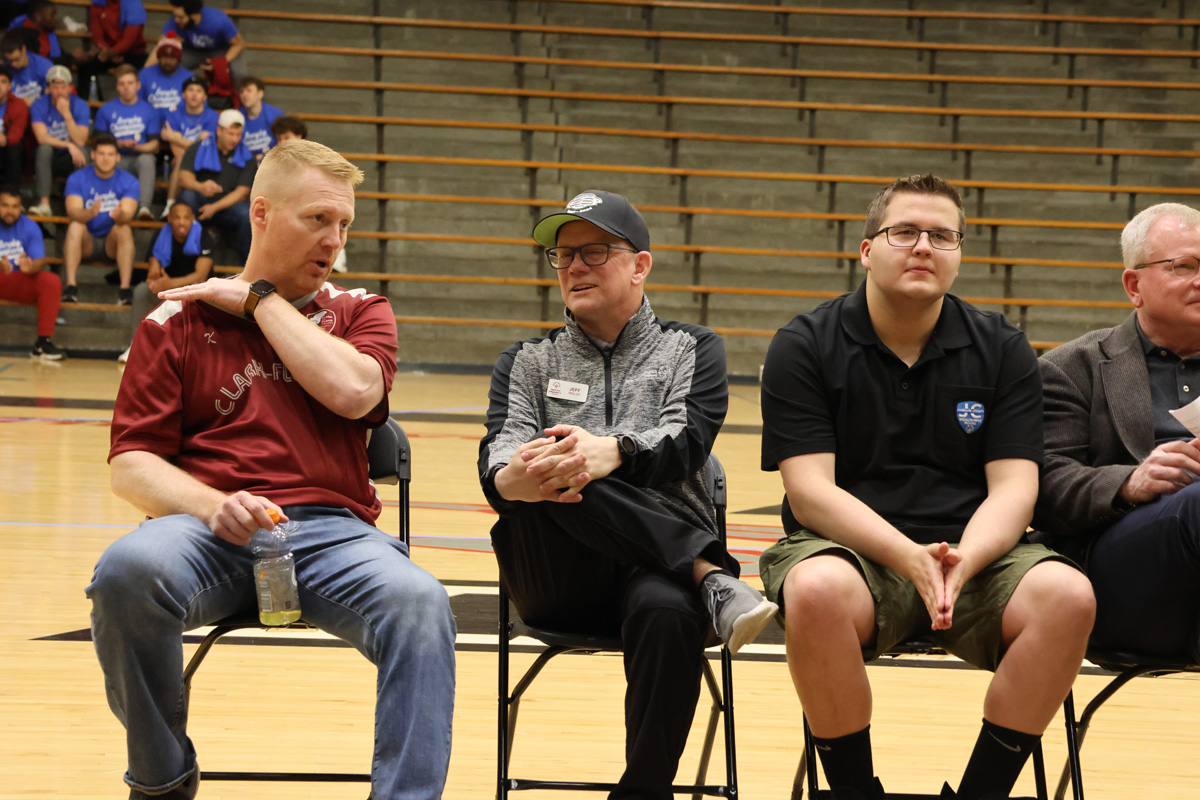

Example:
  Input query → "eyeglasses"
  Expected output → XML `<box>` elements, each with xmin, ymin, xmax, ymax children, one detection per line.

<box><xmin>545</xmin><ymin>243</ymin><xmax>638</xmax><ymax>270</ymax></box>
<box><xmin>868</xmin><ymin>226</ymin><xmax>964</xmax><ymax>251</ymax></box>
<box><xmin>1133</xmin><ymin>255</ymin><xmax>1200</xmax><ymax>280</ymax></box>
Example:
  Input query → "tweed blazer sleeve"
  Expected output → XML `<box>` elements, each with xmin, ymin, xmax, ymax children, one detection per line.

<box><xmin>1034</xmin><ymin>314</ymin><xmax>1151</xmax><ymax>537</ymax></box>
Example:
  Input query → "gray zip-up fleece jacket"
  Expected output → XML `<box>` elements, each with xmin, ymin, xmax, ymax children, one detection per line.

<box><xmin>478</xmin><ymin>298</ymin><xmax>728</xmax><ymax>533</ymax></box>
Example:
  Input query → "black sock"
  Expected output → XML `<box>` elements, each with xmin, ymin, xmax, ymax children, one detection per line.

<box><xmin>813</xmin><ymin>725</ymin><xmax>875</xmax><ymax>797</ymax></box>
<box><xmin>957</xmin><ymin>718</ymin><xmax>1041</xmax><ymax>800</ymax></box>
<box><xmin>702</xmin><ymin>567</ymin><xmax>735</xmax><ymax>583</ymax></box>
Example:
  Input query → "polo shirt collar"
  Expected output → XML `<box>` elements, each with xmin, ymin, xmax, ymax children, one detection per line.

<box><xmin>840</xmin><ymin>281</ymin><xmax>972</xmax><ymax>356</ymax></box>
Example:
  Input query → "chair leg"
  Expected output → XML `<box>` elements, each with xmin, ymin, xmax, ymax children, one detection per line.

<box><xmin>498</xmin><ymin>592</ymin><xmax>510</xmax><ymax>800</ymax></box>
<box><xmin>1054</xmin><ymin>690</ymin><xmax>1086</xmax><ymax>800</ymax></box>
<box><xmin>792</xmin><ymin>749</ymin><xmax>807</xmax><ymax>800</ymax></box>
<box><xmin>692</xmin><ymin>658</ymin><xmax>722</xmax><ymax>800</ymax></box>
<box><xmin>1032</xmin><ymin>739</ymin><xmax>1047</xmax><ymax>800</ymax></box>
<box><xmin>802</xmin><ymin>714</ymin><xmax>820</xmax><ymax>799</ymax></box>
<box><xmin>720</xmin><ymin>646</ymin><xmax>738</xmax><ymax>798</ymax></box>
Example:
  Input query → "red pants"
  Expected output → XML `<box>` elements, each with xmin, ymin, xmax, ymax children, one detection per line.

<box><xmin>0</xmin><ymin>268</ymin><xmax>61</xmax><ymax>337</ymax></box>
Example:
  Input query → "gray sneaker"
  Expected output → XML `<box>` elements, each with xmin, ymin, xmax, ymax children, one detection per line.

<box><xmin>701</xmin><ymin>571</ymin><xmax>778</xmax><ymax>654</ymax></box>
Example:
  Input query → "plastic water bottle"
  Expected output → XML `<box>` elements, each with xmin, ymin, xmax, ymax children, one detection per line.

<box><xmin>88</xmin><ymin>75</ymin><xmax>99</xmax><ymax>102</ymax></box>
<box><xmin>251</xmin><ymin>509</ymin><xmax>301</xmax><ymax>626</ymax></box>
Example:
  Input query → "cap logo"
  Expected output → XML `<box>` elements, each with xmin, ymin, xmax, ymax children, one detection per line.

<box><xmin>565</xmin><ymin>193</ymin><xmax>603</xmax><ymax>213</ymax></box>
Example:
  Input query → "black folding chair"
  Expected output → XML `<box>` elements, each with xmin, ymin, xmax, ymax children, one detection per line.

<box><xmin>793</xmin><ymin>640</ymin><xmax>1084</xmax><ymax>800</ymax></box>
<box><xmin>497</xmin><ymin>456</ymin><xmax>737</xmax><ymax>799</ymax></box>
<box><xmin>181</xmin><ymin>416</ymin><xmax>411</xmax><ymax>785</ymax></box>
<box><xmin>1053</xmin><ymin>649</ymin><xmax>1200</xmax><ymax>800</ymax></box>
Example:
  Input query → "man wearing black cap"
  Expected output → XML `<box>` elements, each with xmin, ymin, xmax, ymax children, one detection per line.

<box><xmin>478</xmin><ymin>189</ymin><xmax>776</xmax><ymax>800</ymax></box>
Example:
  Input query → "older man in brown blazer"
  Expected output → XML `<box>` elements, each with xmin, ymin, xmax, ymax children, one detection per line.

<box><xmin>1034</xmin><ymin>202</ymin><xmax>1200</xmax><ymax>663</ymax></box>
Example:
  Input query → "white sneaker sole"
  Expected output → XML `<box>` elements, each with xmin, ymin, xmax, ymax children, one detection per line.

<box><xmin>725</xmin><ymin>599</ymin><xmax>778</xmax><ymax>654</ymax></box>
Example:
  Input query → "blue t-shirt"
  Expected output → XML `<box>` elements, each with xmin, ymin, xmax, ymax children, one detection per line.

<box><xmin>95</xmin><ymin>97</ymin><xmax>161</xmax><ymax>153</ymax></box>
<box><xmin>138</xmin><ymin>63</ymin><xmax>193</xmax><ymax>112</ymax></box>
<box><xmin>165</xmin><ymin>104</ymin><xmax>218</xmax><ymax>142</ymax></box>
<box><xmin>162</xmin><ymin>7</ymin><xmax>238</xmax><ymax>52</ymax></box>
<box><xmin>65</xmin><ymin>166</ymin><xmax>139</xmax><ymax>237</ymax></box>
<box><xmin>0</xmin><ymin>214</ymin><xmax>45</xmax><ymax>271</ymax></box>
<box><xmin>30</xmin><ymin>93</ymin><xmax>91</xmax><ymax>142</ymax></box>
<box><xmin>95</xmin><ymin>0</ymin><xmax>148</xmax><ymax>28</ymax></box>
<box><xmin>8</xmin><ymin>17</ymin><xmax>61</xmax><ymax>59</ymax></box>
<box><xmin>10</xmin><ymin>52</ymin><xmax>52</xmax><ymax>103</ymax></box>
<box><xmin>241</xmin><ymin>102</ymin><xmax>283</xmax><ymax>156</ymax></box>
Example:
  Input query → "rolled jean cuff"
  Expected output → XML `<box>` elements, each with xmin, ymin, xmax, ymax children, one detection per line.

<box><xmin>125</xmin><ymin>762</ymin><xmax>196</xmax><ymax>796</ymax></box>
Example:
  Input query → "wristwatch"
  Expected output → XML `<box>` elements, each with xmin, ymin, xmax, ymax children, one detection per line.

<box><xmin>618</xmin><ymin>434</ymin><xmax>638</xmax><ymax>458</ymax></box>
<box><xmin>243</xmin><ymin>280</ymin><xmax>277</xmax><ymax>318</ymax></box>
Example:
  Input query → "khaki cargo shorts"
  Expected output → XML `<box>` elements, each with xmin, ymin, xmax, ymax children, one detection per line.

<box><xmin>759</xmin><ymin>528</ymin><xmax>1074</xmax><ymax>671</ymax></box>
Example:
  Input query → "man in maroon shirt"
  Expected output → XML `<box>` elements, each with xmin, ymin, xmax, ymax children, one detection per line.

<box><xmin>87</xmin><ymin>139</ymin><xmax>455</xmax><ymax>800</ymax></box>
<box><xmin>77</xmin><ymin>0</ymin><xmax>148</xmax><ymax>97</ymax></box>
<box><xmin>0</xmin><ymin>64</ymin><xmax>27</xmax><ymax>185</ymax></box>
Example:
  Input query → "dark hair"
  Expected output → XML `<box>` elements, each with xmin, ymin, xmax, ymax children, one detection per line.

<box><xmin>0</xmin><ymin>184</ymin><xmax>21</xmax><ymax>200</ymax></box>
<box><xmin>28</xmin><ymin>0</ymin><xmax>55</xmax><ymax>18</ymax></box>
<box><xmin>0</xmin><ymin>30</ymin><xmax>27</xmax><ymax>56</ymax></box>
<box><xmin>270</xmin><ymin>115</ymin><xmax>307</xmax><ymax>139</ymax></box>
<box><xmin>89</xmin><ymin>131</ymin><xmax>119</xmax><ymax>151</ymax></box>
<box><xmin>863</xmin><ymin>173</ymin><xmax>965</xmax><ymax>240</ymax></box>
<box><xmin>0</xmin><ymin>65</ymin><xmax>12</xmax><ymax>82</ymax></box>
<box><xmin>181</xmin><ymin>76</ymin><xmax>208</xmax><ymax>93</ymax></box>
<box><xmin>171</xmin><ymin>0</ymin><xmax>204</xmax><ymax>15</ymax></box>
<box><xmin>238</xmin><ymin>76</ymin><xmax>265</xmax><ymax>93</ymax></box>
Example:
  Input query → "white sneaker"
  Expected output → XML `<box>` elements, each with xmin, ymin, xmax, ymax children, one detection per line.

<box><xmin>117</xmin><ymin>346</ymin><xmax>130</xmax><ymax>364</ymax></box>
<box><xmin>160</xmin><ymin>200</ymin><xmax>175</xmax><ymax>220</ymax></box>
<box><xmin>137</xmin><ymin>207</ymin><xmax>154</xmax><ymax>221</ymax></box>
<box><xmin>62</xmin><ymin>15</ymin><xmax>87</xmax><ymax>33</ymax></box>
<box><xmin>28</xmin><ymin>202</ymin><xmax>51</xmax><ymax>217</ymax></box>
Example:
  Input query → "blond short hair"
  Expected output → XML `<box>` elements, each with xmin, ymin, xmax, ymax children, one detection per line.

<box><xmin>250</xmin><ymin>138</ymin><xmax>363</xmax><ymax>205</ymax></box>
<box><xmin>1120</xmin><ymin>202</ymin><xmax>1200</xmax><ymax>268</ymax></box>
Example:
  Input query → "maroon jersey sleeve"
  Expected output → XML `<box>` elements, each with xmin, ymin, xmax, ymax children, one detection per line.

<box><xmin>109</xmin><ymin>300</ymin><xmax>188</xmax><ymax>462</ymax></box>
<box><xmin>330</xmin><ymin>288</ymin><xmax>397</xmax><ymax>427</ymax></box>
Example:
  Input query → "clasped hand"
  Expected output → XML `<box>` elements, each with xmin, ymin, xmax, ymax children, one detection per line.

<box><xmin>499</xmin><ymin>425</ymin><xmax>620</xmax><ymax>503</ymax></box>
<box><xmin>901</xmin><ymin>541</ymin><xmax>969</xmax><ymax>631</ymax></box>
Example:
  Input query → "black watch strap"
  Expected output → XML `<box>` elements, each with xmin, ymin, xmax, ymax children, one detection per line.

<box><xmin>243</xmin><ymin>280</ymin><xmax>277</xmax><ymax>318</ymax></box>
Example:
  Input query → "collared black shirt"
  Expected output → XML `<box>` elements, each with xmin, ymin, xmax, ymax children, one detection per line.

<box><xmin>1135</xmin><ymin>318</ymin><xmax>1200</xmax><ymax>447</ymax></box>
<box><xmin>761</xmin><ymin>283</ymin><xmax>1043</xmax><ymax>544</ymax></box>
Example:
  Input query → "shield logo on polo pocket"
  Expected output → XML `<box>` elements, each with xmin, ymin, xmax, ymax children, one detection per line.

<box><xmin>956</xmin><ymin>401</ymin><xmax>985</xmax><ymax>434</ymax></box>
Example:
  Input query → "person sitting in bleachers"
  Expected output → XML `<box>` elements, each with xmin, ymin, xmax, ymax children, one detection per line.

<box><xmin>117</xmin><ymin>200</ymin><xmax>211</xmax><ymax>363</ymax></box>
<box><xmin>138</xmin><ymin>34</ymin><xmax>189</xmax><ymax>114</ymax></box>
<box><xmin>269</xmin><ymin>113</ymin><xmax>306</xmax><ymax>144</ymax></box>
<box><xmin>1</xmin><ymin>29</ymin><xmax>51</xmax><ymax>103</ymax></box>
<box><xmin>8</xmin><ymin>0</ymin><xmax>64</xmax><ymax>62</ymax></box>
<box><xmin>177</xmin><ymin>107</ymin><xmax>253</xmax><ymax>265</ymax></box>
<box><xmin>94</xmin><ymin>63</ymin><xmax>160</xmax><ymax>220</ymax></box>
<box><xmin>27</xmin><ymin>64</ymin><xmax>89</xmax><ymax>217</ymax></box>
<box><xmin>0</xmin><ymin>65</ymin><xmax>29</xmax><ymax>188</ymax></box>
<box><xmin>237</xmin><ymin>76</ymin><xmax>281</xmax><ymax>160</ymax></box>
<box><xmin>78</xmin><ymin>0</ymin><xmax>149</xmax><ymax>99</ymax></box>
<box><xmin>159</xmin><ymin>74</ymin><xmax>215</xmax><ymax>218</ymax></box>
<box><xmin>60</xmin><ymin>132</ymin><xmax>138</xmax><ymax>305</ymax></box>
<box><xmin>0</xmin><ymin>185</ymin><xmax>62</xmax><ymax>359</ymax></box>
<box><xmin>146</xmin><ymin>0</ymin><xmax>245</xmax><ymax>107</ymax></box>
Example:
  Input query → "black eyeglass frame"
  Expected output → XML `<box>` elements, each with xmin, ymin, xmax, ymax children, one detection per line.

<box><xmin>545</xmin><ymin>243</ymin><xmax>640</xmax><ymax>270</ymax></box>
<box><xmin>866</xmin><ymin>226</ymin><xmax>965</xmax><ymax>251</ymax></box>
<box><xmin>1132</xmin><ymin>255</ymin><xmax>1200</xmax><ymax>279</ymax></box>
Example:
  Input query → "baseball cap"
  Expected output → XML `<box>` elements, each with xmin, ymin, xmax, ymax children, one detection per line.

<box><xmin>217</xmin><ymin>109</ymin><xmax>245</xmax><ymax>128</ymax></box>
<box><xmin>45</xmin><ymin>65</ymin><xmax>70</xmax><ymax>85</ymax></box>
<box><xmin>532</xmin><ymin>190</ymin><xmax>650</xmax><ymax>253</ymax></box>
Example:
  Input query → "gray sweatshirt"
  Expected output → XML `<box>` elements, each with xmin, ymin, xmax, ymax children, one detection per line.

<box><xmin>478</xmin><ymin>298</ymin><xmax>728</xmax><ymax>532</ymax></box>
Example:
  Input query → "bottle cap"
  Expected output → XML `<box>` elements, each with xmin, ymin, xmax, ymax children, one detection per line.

<box><xmin>267</xmin><ymin>508</ymin><xmax>281</xmax><ymax>523</ymax></box>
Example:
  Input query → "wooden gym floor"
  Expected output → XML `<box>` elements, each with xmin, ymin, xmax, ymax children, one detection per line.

<box><xmin>1</xmin><ymin>354</ymin><xmax>1196</xmax><ymax>799</ymax></box>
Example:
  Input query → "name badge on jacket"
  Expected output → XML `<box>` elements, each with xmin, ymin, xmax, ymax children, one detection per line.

<box><xmin>547</xmin><ymin>379</ymin><xmax>589</xmax><ymax>403</ymax></box>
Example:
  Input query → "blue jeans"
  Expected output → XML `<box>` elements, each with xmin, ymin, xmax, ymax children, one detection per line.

<box><xmin>178</xmin><ymin>189</ymin><xmax>251</xmax><ymax>265</ymax></box>
<box><xmin>86</xmin><ymin>506</ymin><xmax>456</xmax><ymax>799</ymax></box>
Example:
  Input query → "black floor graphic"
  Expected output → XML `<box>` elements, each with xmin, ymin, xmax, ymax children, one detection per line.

<box><xmin>736</xmin><ymin>505</ymin><xmax>782</xmax><ymax>516</ymax></box>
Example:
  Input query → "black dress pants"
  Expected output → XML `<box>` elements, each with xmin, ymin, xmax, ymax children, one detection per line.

<box><xmin>491</xmin><ymin>478</ymin><xmax>735</xmax><ymax>800</ymax></box>
<box><xmin>1086</xmin><ymin>481</ymin><xmax>1200</xmax><ymax>662</ymax></box>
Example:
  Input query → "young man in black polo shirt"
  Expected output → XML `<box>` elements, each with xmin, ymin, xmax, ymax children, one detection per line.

<box><xmin>758</xmin><ymin>174</ymin><xmax>1095</xmax><ymax>800</ymax></box>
